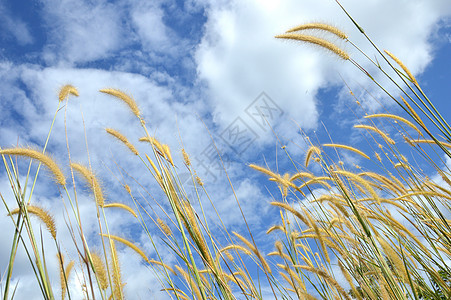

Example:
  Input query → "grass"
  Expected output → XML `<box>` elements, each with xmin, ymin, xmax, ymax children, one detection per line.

<box><xmin>1</xmin><ymin>2</ymin><xmax>450</xmax><ymax>299</ymax></box>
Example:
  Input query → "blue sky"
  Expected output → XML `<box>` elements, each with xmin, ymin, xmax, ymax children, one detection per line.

<box><xmin>0</xmin><ymin>0</ymin><xmax>450</xmax><ymax>298</ymax></box>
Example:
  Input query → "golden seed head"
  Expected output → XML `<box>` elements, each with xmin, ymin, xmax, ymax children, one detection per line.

<box><xmin>354</xmin><ymin>124</ymin><xmax>395</xmax><ymax>145</ymax></box>
<box><xmin>105</xmin><ymin>128</ymin><xmax>139</xmax><ymax>155</ymax></box>
<box><xmin>157</xmin><ymin>218</ymin><xmax>172</xmax><ymax>236</ymax></box>
<box><xmin>109</xmin><ymin>240</ymin><xmax>124</xmax><ymax>299</ymax></box>
<box><xmin>270</xmin><ymin>201</ymin><xmax>309</xmax><ymax>227</ymax></box>
<box><xmin>275</xmin><ymin>33</ymin><xmax>349</xmax><ymax>60</ymax></box>
<box><xmin>364</xmin><ymin>113</ymin><xmax>422</xmax><ymax>136</ymax></box>
<box><xmin>124</xmin><ymin>184</ymin><xmax>131</xmax><ymax>195</ymax></box>
<box><xmin>59</xmin><ymin>84</ymin><xmax>79</xmax><ymax>102</ymax></box>
<box><xmin>91</xmin><ymin>252</ymin><xmax>109</xmax><ymax>290</ymax></box>
<box><xmin>232</xmin><ymin>232</ymin><xmax>272</xmax><ymax>274</ymax></box>
<box><xmin>58</xmin><ymin>254</ymin><xmax>75</xmax><ymax>300</ymax></box>
<box><xmin>224</xmin><ymin>251</ymin><xmax>234</xmax><ymax>262</ymax></box>
<box><xmin>101</xmin><ymin>234</ymin><xmax>149</xmax><ymax>263</ymax></box>
<box><xmin>377</xmin><ymin>236</ymin><xmax>408</xmax><ymax>281</ymax></box>
<box><xmin>275</xmin><ymin>241</ymin><xmax>283</xmax><ymax>253</ymax></box>
<box><xmin>0</xmin><ymin>147</ymin><xmax>66</xmax><ymax>185</ymax></box>
<box><xmin>375</xmin><ymin>152</ymin><xmax>382</xmax><ymax>162</ymax></box>
<box><xmin>10</xmin><ymin>205</ymin><xmax>57</xmax><ymax>239</ymax></box>
<box><xmin>71</xmin><ymin>163</ymin><xmax>104</xmax><ymax>207</ymax></box>
<box><xmin>384</xmin><ymin>50</ymin><xmax>418</xmax><ymax>85</ymax></box>
<box><xmin>196</xmin><ymin>175</ymin><xmax>204</xmax><ymax>186</ymax></box>
<box><xmin>286</xmin><ymin>22</ymin><xmax>348</xmax><ymax>39</ymax></box>
<box><xmin>103</xmin><ymin>203</ymin><xmax>138</xmax><ymax>218</ymax></box>
<box><xmin>99</xmin><ymin>88</ymin><xmax>140</xmax><ymax>117</ymax></box>
<box><xmin>322</xmin><ymin>143</ymin><xmax>370</xmax><ymax>160</ymax></box>
<box><xmin>139</xmin><ymin>136</ymin><xmax>166</xmax><ymax>157</ymax></box>
<box><xmin>182</xmin><ymin>148</ymin><xmax>191</xmax><ymax>166</ymax></box>
<box><xmin>162</xmin><ymin>144</ymin><xmax>174</xmax><ymax>166</ymax></box>
<box><xmin>401</xmin><ymin>96</ymin><xmax>425</xmax><ymax>127</ymax></box>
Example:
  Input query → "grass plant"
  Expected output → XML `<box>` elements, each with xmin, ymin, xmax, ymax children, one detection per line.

<box><xmin>1</xmin><ymin>1</ymin><xmax>450</xmax><ymax>299</ymax></box>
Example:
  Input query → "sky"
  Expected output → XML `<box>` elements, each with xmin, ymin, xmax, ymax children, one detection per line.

<box><xmin>0</xmin><ymin>0</ymin><xmax>450</xmax><ymax>299</ymax></box>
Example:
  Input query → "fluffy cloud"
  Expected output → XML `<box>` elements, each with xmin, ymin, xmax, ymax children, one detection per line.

<box><xmin>40</xmin><ymin>0</ymin><xmax>127</xmax><ymax>64</ymax></box>
<box><xmin>0</xmin><ymin>4</ymin><xmax>33</xmax><ymax>45</ymax></box>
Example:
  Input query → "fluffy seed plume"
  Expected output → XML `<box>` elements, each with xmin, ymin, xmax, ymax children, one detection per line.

<box><xmin>149</xmin><ymin>259</ymin><xmax>176</xmax><ymax>275</ymax></box>
<box><xmin>109</xmin><ymin>241</ymin><xmax>123</xmax><ymax>300</ymax></box>
<box><xmin>249</xmin><ymin>164</ymin><xmax>279</xmax><ymax>178</ymax></box>
<box><xmin>233</xmin><ymin>232</ymin><xmax>272</xmax><ymax>274</ymax></box>
<box><xmin>91</xmin><ymin>252</ymin><xmax>109</xmax><ymax>290</ymax></box>
<box><xmin>103</xmin><ymin>203</ymin><xmax>138</xmax><ymax>218</ymax></box>
<box><xmin>145</xmin><ymin>154</ymin><xmax>162</xmax><ymax>180</ymax></box>
<box><xmin>162</xmin><ymin>144</ymin><xmax>174</xmax><ymax>166</ymax></box>
<box><xmin>275</xmin><ymin>33</ymin><xmax>349</xmax><ymax>60</ymax></box>
<box><xmin>295</xmin><ymin>265</ymin><xmax>351</xmax><ymax>300</ymax></box>
<box><xmin>59</xmin><ymin>85</ymin><xmax>79</xmax><ymax>102</ymax></box>
<box><xmin>10</xmin><ymin>205</ymin><xmax>57</xmax><ymax>239</ymax></box>
<box><xmin>286</xmin><ymin>22</ymin><xmax>348</xmax><ymax>39</ymax></box>
<box><xmin>157</xmin><ymin>218</ymin><xmax>172</xmax><ymax>236</ymax></box>
<box><xmin>71</xmin><ymin>163</ymin><xmax>104</xmax><ymax>207</ymax></box>
<box><xmin>305</xmin><ymin>212</ymin><xmax>330</xmax><ymax>263</ymax></box>
<box><xmin>338</xmin><ymin>261</ymin><xmax>362</xmax><ymax>300</ymax></box>
<box><xmin>99</xmin><ymin>88</ymin><xmax>140</xmax><ymax>117</ymax></box>
<box><xmin>270</xmin><ymin>201</ymin><xmax>310</xmax><ymax>226</ymax></box>
<box><xmin>174</xmin><ymin>266</ymin><xmax>203</xmax><ymax>300</ymax></box>
<box><xmin>0</xmin><ymin>147</ymin><xmax>66</xmax><ymax>185</ymax></box>
<box><xmin>101</xmin><ymin>234</ymin><xmax>149</xmax><ymax>263</ymax></box>
<box><xmin>105</xmin><ymin>128</ymin><xmax>139</xmax><ymax>155</ymax></box>
<box><xmin>58</xmin><ymin>254</ymin><xmax>74</xmax><ymax>300</ymax></box>
<box><xmin>322</xmin><ymin>143</ymin><xmax>370</xmax><ymax>160</ymax></box>
<box><xmin>195</xmin><ymin>175</ymin><xmax>204</xmax><ymax>186</ymax></box>
<box><xmin>219</xmin><ymin>244</ymin><xmax>252</xmax><ymax>256</ymax></box>
<box><xmin>354</xmin><ymin>124</ymin><xmax>395</xmax><ymax>145</ymax></box>
<box><xmin>251</xmin><ymin>164</ymin><xmax>303</xmax><ymax>196</ymax></box>
<box><xmin>364</xmin><ymin>113</ymin><xmax>422</xmax><ymax>136</ymax></box>
<box><xmin>401</xmin><ymin>96</ymin><xmax>425</xmax><ymax>127</ymax></box>
<box><xmin>377</xmin><ymin>236</ymin><xmax>408</xmax><ymax>282</ymax></box>
<box><xmin>182</xmin><ymin>148</ymin><xmax>191</xmax><ymax>166</ymax></box>
<box><xmin>334</xmin><ymin>170</ymin><xmax>381</xmax><ymax>204</ymax></box>
<box><xmin>290</xmin><ymin>172</ymin><xmax>314</xmax><ymax>182</ymax></box>
<box><xmin>139</xmin><ymin>136</ymin><xmax>166</xmax><ymax>157</ymax></box>
<box><xmin>384</xmin><ymin>50</ymin><xmax>418</xmax><ymax>86</ymax></box>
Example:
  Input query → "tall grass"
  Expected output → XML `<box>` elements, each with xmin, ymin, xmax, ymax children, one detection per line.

<box><xmin>1</xmin><ymin>2</ymin><xmax>450</xmax><ymax>299</ymax></box>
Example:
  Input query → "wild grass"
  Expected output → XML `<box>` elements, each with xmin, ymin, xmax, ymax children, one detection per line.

<box><xmin>1</xmin><ymin>2</ymin><xmax>450</xmax><ymax>300</ymax></box>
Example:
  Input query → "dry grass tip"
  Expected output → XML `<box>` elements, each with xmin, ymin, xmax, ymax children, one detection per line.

<box><xmin>10</xmin><ymin>205</ymin><xmax>57</xmax><ymax>239</ymax></box>
<box><xmin>99</xmin><ymin>88</ymin><xmax>140</xmax><ymax>117</ymax></box>
<box><xmin>71</xmin><ymin>163</ymin><xmax>104</xmax><ymax>207</ymax></box>
<box><xmin>286</xmin><ymin>22</ymin><xmax>348</xmax><ymax>39</ymax></box>
<box><xmin>275</xmin><ymin>33</ymin><xmax>349</xmax><ymax>60</ymax></box>
<box><xmin>101</xmin><ymin>234</ymin><xmax>149</xmax><ymax>263</ymax></box>
<box><xmin>105</xmin><ymin>128</ymin><xmax>139</xmax><ymax>155</ymax></box>
<box><xmin>59</xmin><ymin>85</ymin><xmax>79</xmax><ymax>102</ymax></box>
<box><xmin>103</xmin><ymin>203</ymin><xmax>138</xmax><ymax>218</ymax></box>
<box><xmin>0</xmin><ymin>147</ymin><xmax>66</xmax><ymax>186</ymax></box>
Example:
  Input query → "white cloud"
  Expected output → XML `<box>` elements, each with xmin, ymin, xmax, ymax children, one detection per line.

<box><xmin>130</xmin><ymin>2</ymin><xmax>172</xmax><ymax>52</ymax></box>
<box><xmin>0</xmin><ymin>3</ymin><xmax>33</xmax><ymax>45</ymax></box>
<box><xmin>40</xmin><ymin>0</ymin><xmax>127</xmax><ymax>64</ymax></box>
